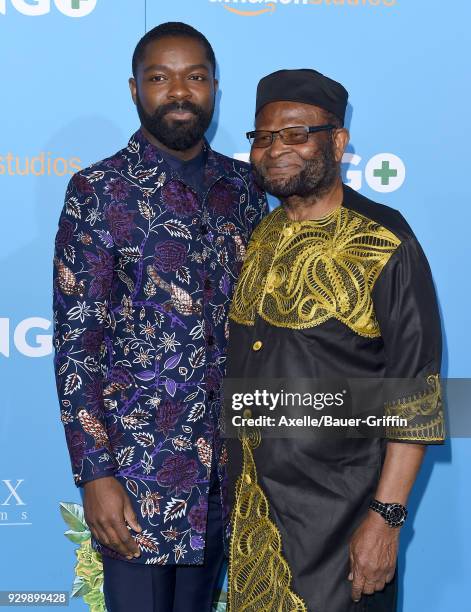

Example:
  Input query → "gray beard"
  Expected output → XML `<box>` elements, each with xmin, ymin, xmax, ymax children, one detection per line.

<box><xmin>251</xmin><ymin>140</ymin><xmax>339</xmax><ymax>201</ymax></box>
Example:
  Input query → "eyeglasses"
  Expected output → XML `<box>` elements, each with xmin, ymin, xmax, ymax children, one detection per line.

<box><xmin>246</xmin><ymin>125</ymin><xmax>336</xmax><ymax>148</ymax></box>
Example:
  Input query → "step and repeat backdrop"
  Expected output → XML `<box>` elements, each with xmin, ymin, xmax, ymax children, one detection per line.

<box><xmin>0</xmin><ymin>1</ymin><xmax>469</xmax><ymax>610</ymax></box>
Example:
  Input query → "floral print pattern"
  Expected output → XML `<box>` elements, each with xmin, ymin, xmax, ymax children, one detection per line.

<box><xmin>53</xmin><ymin>129</ymin><xmax>267</xmax><ymax>565</ymax></box>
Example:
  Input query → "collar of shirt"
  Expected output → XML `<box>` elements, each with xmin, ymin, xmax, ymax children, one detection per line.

<box><xmin>160</xmin><ymin>143</ymin><xmax>206</xmax><ymax>174</ymax></box>
<box><xmin>159</xmin><ymin>143</ymin><xmax>207</xmax><ymax>196</ymax></box>
<box><xmin>128</xmin><ymin>128</ymin><xmax>235</xmax><ymax>198</ymax></box>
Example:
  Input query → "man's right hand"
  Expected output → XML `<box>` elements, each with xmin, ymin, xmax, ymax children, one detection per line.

<box><xmin>83</xmin><ymin>476</ymin><xmax>142</xmax><ymax>560</ymax></box>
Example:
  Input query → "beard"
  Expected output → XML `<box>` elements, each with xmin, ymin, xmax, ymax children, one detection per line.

<box><xmin>251</xmin><ymin>138</ymin><xmax>339</xmax><ymax>200</ymax></box>
<box><xmin>135</xmin><ymin>91</ymin><xmax>214</xmax><ymax>151</ymax></box>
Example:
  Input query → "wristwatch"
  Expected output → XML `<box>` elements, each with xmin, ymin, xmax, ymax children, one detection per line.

<box><xmin>369</xmin><ymin>499</ymin><xmax>408</xmax><ymax>528</ymax></box>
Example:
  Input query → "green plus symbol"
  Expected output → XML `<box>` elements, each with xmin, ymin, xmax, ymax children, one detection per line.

<box><xmin>373</xmin><ymin>160</ymin><xmax>397</xmax><ymax>186</ymax></box>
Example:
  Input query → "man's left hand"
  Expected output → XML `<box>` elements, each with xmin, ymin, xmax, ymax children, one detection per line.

<box><xmin>348</xmin><ymin>509</ymin><xmax>399</xmax><ymax>602</ymax></box>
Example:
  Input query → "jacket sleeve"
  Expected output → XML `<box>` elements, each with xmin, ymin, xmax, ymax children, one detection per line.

<box><xmin>371</xmin><ymin>234</ymin><xmax>445</xmax><ymax>444</ymax></box>
<box><xmin>52</xmin><ymin>173</ymin><xmax>118</xmax><ymax>486</ymax></box>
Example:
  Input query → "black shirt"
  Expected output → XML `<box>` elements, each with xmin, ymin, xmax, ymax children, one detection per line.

<box><xmin>158</xmin><ymin>145</ymin><xmax>207</xmax><ymax>199</ymax></box>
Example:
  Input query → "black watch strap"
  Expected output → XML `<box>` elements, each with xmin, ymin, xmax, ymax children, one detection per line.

<box><xmin>369</xmin><ymin>499</ymin><xmax>408</xmax><ymax>528</ymax></box>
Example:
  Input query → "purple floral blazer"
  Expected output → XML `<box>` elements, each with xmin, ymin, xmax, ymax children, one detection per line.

<box><xmin>52</xmin><ymin>129</ymin><xmax>267</xmax><ymax>565</ymax></box>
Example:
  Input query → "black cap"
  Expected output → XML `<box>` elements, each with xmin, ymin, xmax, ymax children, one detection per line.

<box><xmin>255</xmin><ymin>68</ymin><xmax>348</xmax><ymax>124</ymax></box>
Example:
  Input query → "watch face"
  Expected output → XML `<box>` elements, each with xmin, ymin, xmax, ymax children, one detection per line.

<box><xmin>386</xmin><ymin>504</ymin><xmax>407</xmax><ymax>527</ymax></box>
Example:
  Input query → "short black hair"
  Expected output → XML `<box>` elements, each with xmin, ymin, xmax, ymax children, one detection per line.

<box><xmin>132</xmin><ymin>22</ymin><xmax>216</xmax><ymax>78</ymax></box>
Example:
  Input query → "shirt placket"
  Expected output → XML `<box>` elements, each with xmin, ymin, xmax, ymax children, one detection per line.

<box><xmin>249</xmin><ymin>219</ymin><xmax>294</xmax><ymax>359</ymax></box>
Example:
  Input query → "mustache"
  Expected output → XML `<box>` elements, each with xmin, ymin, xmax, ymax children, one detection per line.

<box><xmin>156</xmin><ymin>101</ymin><xmax>204</xmax><ymax>118</ymax></box>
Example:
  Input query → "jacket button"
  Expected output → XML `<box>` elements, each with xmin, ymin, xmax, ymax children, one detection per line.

<box><xmin>252</xmin><ymin>340</ymin><xmax>262</xmax><ymax>351</ymax></box>
<box><xmin>283</xmin><ymin>226</ymin><xmax>293</xmax><ymax>238</ymax></box>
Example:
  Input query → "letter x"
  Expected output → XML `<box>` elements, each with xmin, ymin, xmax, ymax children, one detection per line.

<box><xmin>1</xmin><ymin>480</ymin><xmax>25</xmax><ymax>506</ymax></box>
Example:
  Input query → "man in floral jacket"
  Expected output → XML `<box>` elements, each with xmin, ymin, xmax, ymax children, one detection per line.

<box><xmin>52</xmin><ymin>22</ymin><xmax>267</xmax><ymax>612</ymax></box>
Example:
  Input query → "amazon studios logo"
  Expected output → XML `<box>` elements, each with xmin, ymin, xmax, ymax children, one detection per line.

<box><xmin>0</xmin><ymin>0</ymin><xmax>97</xmax><ymax>17</ymax></box>
<box><xmin>210</xmin><ymin>0</ymin><xmax>396</xmax><ymax>17</ymax></box>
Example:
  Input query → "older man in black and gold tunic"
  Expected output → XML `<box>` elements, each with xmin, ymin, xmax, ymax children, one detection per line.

<box><xmin>225</xmin><ymin>69</ymin><xmax>444</xmax><ymax>612</ymax></box>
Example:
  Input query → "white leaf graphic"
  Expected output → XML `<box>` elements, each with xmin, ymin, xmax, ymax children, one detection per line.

<box><xmin>175</xmin><ymin>266</ymin><xmax>190</xmax><ymax>285</ymax></box>
<box><xmin>64</xmin><ymin>372</ymin><xmax>82</xmax><ymax>395</ymax></box>
<box><xmin>163</xmin><ymin>498</ymin><xmax>187</xmax><ymax>523</ymax></box>
<box><xmin>184</xmin><ymin>391</ymin><xmax>198</xmax><ymax>403</ymax></box>
<box><xmin>133</xmin><ymin>432</ymin><xmax>155</xmax><ymax>448</ymax></box>
<box><xmin>116</xmin><ymin>446</ymin><xmax>135</xmax><ymax>467</ymax></box>
<box><xmin>187</xmin><ymin>402</ymin><xmax>205</xmax><ymax>422</ymax></box>
<box><xmin>140</xmin><ymin>450</ymin><xmax>154</xmax><ymax>473</ymax></box>
<box><xmin>189</xmin><ymin>347</ymin><xmax>205</xmax><ymax>369</ymax></box>
<box><xmin>64</xmin><ymin>244</ymin><xmax>75</xmax><ymax>264</ymax></box>
<box><xmin>87</xmin><ymin>170</ymin><xmax>104</xmax><ymax>182</ymax></box>
<box><xmin>66</xmin><ymin>197</ymin><xmax>82</xmax><ymax>219</ymax></box>
<box><xmin>163</xmin><ymin>220</ymin><xmax>191</xmax><ymax>240</ymax></box>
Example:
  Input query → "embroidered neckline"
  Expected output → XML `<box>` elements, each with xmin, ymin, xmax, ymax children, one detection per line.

<box><xmin>279</xmin><ymin>202</ymin><xmax>343</xmax><ymax>226</ymax></box>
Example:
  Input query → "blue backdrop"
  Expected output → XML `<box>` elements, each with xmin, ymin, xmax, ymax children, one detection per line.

<box><xmin>0</xmin><ymin>1</ymin><xmax>469</xmax><ymax>610</ymax></box>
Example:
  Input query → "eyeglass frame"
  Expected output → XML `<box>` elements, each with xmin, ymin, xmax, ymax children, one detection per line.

<box><xmin>246</xmin><ymin>124</ymin><xmax>337</xmax><ymax>148</ymax></box>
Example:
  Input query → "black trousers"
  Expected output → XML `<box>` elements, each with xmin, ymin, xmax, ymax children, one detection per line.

<box><xmin>102</xmin><ymin>466</ymin><xmax>225</xmax><ymax>612</ymax></box>
<box><xmin>354</xmin><ymin>571</ymin><xmax>397</xmax><ymax>612</ymax></box>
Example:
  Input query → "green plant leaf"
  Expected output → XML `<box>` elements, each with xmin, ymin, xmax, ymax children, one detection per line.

<box><xmin>83</xmin><ymin>587</ymin><xmax>106</xmax><ymax>611</ymax></box>
<box><xmin>90</xmin><ymin>571</ymin><xmax>104</xmax><ymax>590</ymax></box>
<box><xmin>71</xmin><ymin>575</ymin><xmax>91</xmax><ymax>598</ymax></box>
<box><xmin>65</xmin><ymin>529</ymin><xmax>91</xmax><ymax>543</ymax></box>
<box><xmin>60</xmin><ymin>502</ymin><xmax>88</xmax><ymax>532</ymax></box>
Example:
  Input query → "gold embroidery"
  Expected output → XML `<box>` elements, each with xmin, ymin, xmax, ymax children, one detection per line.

<box><xmin>228</xmin><ymin>427</ymin><xmax>307</xmax><ymax>612</ymax></box>
<box><xmin>229</xmin><ymin>206</ymin><xmax>401</xmax><ymax>337</ymax></box>
<box><xmin>385</xmin><ymin>374</ymin><xmax>445</xmax><ymax>441</ymax></box>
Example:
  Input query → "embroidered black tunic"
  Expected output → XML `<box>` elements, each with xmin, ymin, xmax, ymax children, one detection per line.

<box><xmin>225</xmin><ymin>185</ymin><xmax>444</xmax><ymax>612</ymax></box>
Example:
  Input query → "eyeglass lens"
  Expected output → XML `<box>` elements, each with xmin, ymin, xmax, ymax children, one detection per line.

<box><xmin>250</xmin><ymin>126</ymin><xmax>309</xmax><ymax>148</ymax></box>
